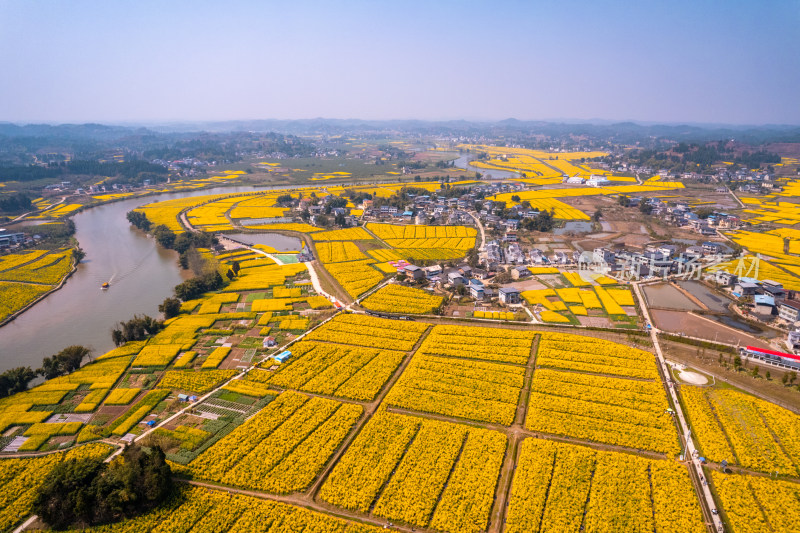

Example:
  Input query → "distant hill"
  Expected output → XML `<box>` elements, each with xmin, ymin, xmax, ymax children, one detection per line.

<box><xmin>0</xmin><ymin>122</ymin><xmax>154</xmax><ymax>141</ymax></box>
<box><xmin>2</xmin><ymin>119</ymin><xmax>799</xmax><ymax>145</ymax></box>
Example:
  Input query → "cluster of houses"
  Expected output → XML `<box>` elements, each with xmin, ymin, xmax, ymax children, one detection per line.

<box><xmin>399</xmin><ymin>262</ymin><xmax>521</xmax><ymax>306</ymax></box>
<box><xmin>714</xmin><ymin>272</ymin><xmax>800</xmax><ymax>325</ymax></box>
<box><xmin>601</xmin><ymin>242</ymin><xmax>729</xmax><ymax>278</ymax></box>
<box><xmin>637</xmin><ymin>198</ymin><xmax>741</xmax><ymax>235</ymax></box>
<box><xmin>0</xmin><ymin>229</ymin><xmax>35</xmax><ymax>252</ymax></box>
<box><xmin>487</xmin><ymin>239</ymin><xmax>573</xmax><ymax>266</ymax></box>
<box><xmin>633</xmin><ymin>164</ymin><xmax>778</xmax><ymax>191</ymax></box>
<box><xmin>361</xmin><ymin>202</ymin><xmax>472</xmax><ymax>226</ymax></box>
<box><xmin>43</xmin><ymin>179</ymin><xmax>158</xmax><ymax>197</ymax></box>
<box><xmin>563</xmin><ymin>175</ymin><xmax>612</xmax><ymax>187</ymax></box>
<box><xmin>359</xmin><ymin>182</ymin><xmax>528</xmax><ymax>226</ymax></box>
<box><xmin>485</xmin><ymin>239</ymin><xmax>731</xmax><ymax>279</ymax></box>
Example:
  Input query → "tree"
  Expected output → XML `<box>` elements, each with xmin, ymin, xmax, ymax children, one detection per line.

<box><xmin>0</xmin><ymin>367</ymin><xmax>37</xmax><ymax>398</ymax></box>
<box><xmin>276</xmin><ymin>194</ymin><xmax>295</xmax><ymax>206</ymax></box>
<box><xmin>158</xmin><ymin>297</ymin><xmax>181</xmax><ymax>319</ymax></box>
<box><xmin>790</xmin><ymin>371</ymin><xmax>797</xmax><ymax>385</ymax></box>
<box><xmin>511</xmin><ymin>195</ymin><xmax>521</xmax><ymax>202</ymax></box>
<box><xmin>520</xmin><ymin>210</ymin><xmax>554</xmax><ymax>232</ymax></box>
<box><xmin>618</xmin><ymin>195</ymin><xmax>631</xmax><ymax>207</ymax></box>
<box><xmin>173</xmin><ymin>271</ymin><xmax>224</xmax><ymax>302</ymax></box>
<box><xmin>111</xmin><ymin>316</ymin><xmax>162</xmax><ymax>346</ymax></box>
<box><xmin>751</xmin><ymin>366</ymin><xmax>759</xmax><ymax>378</ymax></box>
<box><xmin>151</xmin><ymin>225</ymin><xmax>175</xmax><ymax>249</ymax></box>
<box><xmin>39</xmin><ymin>346</ymin><xmax>90</xmax><ymax>380</ymax></box>
<box><xmin>328</xmin><ymin>197</ymin><xmax>348</xmax><ymax>209</ymax></box>
<box><xmin>593</xmin><ymin>209</ymin><xmax>603</xmax><ymax>221</ymax></box>
<box><xmin>495</xmin><ymin>269</ymin><xmax>512</xmax><ymax>284</ymax></box>
<box><xmin>0</xmin><ymin>193</ymin><xmax>33</xmax><ymax>214</ymax></box>
<box><xmin>172</xmin><ymin>232</ymin><xmax>216</xmax><ymax>255</ymax></box>
<box><xmin>34</xmin><ymin>453</ymin><xmax>104</xmax><ymax>529</ymax></box>
<box><xmin>231</xmin><ymin>261</ymin><xmax>241</xmax><ymax>275</ymax></box>
<box><xmin>126</xmin><ymin>211</ymin><xmax>151</xmax><ymax>231</ymax></box>
<box><xmin>34</xmin><ymin>444</ymin><xmax>172</xmax><ymax>529</ymax></box>
<box><xmin>766</xmin><ymin>370</ymin><xmax>771</xmax><ymax>380</ymax></box>
<box><xmin>783</xmin><ymin>373</ymin><xmax>790</xmax><ymax>385</ymax></box>
<box><xmin>466</xmin><ymin>247</ymin><xmax>479</xmax><ymax>268</ymax></box>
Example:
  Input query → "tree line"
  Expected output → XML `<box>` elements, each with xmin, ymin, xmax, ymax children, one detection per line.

<box><xmin>0</xmin><ymin>160</ymin><xmax>168</xmax><ymax>183</ymax></box>
<box><xmin>0</xmin><ymin>345</ymin><xmax>90</xmax><ymax>398</ymax></box>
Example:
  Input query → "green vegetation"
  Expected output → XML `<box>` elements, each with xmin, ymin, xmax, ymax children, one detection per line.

<box><xmin>33</xmin><ymin>444</ymin><xmax>172</xmax><ymax>529</ymax></box>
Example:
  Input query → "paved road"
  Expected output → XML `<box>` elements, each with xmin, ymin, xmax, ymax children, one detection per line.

<box><xmin>632</xmin><ymin>281</ymin><xmax>725</xmax><ymax>533</ymax></box>
<box><xmin>467</xmin><ymin>210</ymin><xmax>486</xmax><ymax>251</ymax></box>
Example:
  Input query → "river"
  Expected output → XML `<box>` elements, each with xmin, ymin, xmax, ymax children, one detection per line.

<box><xmin>0</xmin><ymin>185</ymin><xmax>290</xmax><ymax>372</ymax></box>
<box><xmin>453</xmin><ymin>154</ymin><xmax>520</xmax><ymax>180</ymax></box>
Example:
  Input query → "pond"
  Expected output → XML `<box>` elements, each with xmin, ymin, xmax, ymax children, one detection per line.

<box><xmin>676</xmin><ymin>281</ymin><xmax>731</xmax><ymax>313</ymax></box>
<box><xmin>703</xmin><ymin>314</ymin><xmax>775</xmax><ymax>337</ymax></box>
<box><xmin>553</xmin><ymin>221</ymin><xmax>594</xmax><ymax>235</ymax></box>
<box><xmin>224</xmin><ymin>232</ymin><xmax>302</xmax><ymax>252</ymax></box>
<box><xmin>641</xmin><ymin>283</ymin><xmax>701</xmax><ymax>311</ymax></box>
<box><xmin>452</xmin><ymin>154</ymin><xmax>520</xmax><ymax>180</ymax></box>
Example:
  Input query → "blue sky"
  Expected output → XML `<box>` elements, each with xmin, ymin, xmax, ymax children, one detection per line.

<box><xmin>1</xmin><ymin>0</ymin><xmax>798</xmax><ymax>124</ymax></box>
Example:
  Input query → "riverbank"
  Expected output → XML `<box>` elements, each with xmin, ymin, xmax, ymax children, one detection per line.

<box><xmin>0</xmin><ymin>250</ymin><xmax>80</xmax><ymax>328</ymax></box>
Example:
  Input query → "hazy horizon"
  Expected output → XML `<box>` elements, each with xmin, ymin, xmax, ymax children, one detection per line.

<box><xmin>5</xmin><ymin>117</ymin><xmax>800</xmax><ymax>130</ymax></box>
<box><xmin>1</xmin><ymin>0</ymin><xmax>798</xmax><ymax>125</ymax></box>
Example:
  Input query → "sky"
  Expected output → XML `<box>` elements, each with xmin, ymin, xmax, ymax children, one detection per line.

<box><xmin>1</xmin><ymin>0</ymin><xmax>799</xmax><ymax>125</ymax></box>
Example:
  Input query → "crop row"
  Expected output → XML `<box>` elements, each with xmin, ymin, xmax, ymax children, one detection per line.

<box><xmin>158</xmin><ymin>369</ymin><xmax>237</xmax><ymax>394</ymax></box>
<box><xmin>305</xmin><ymin>313</ymin><xmax>428</xmax><ymax>351</ymax></box>
<box><xmin>223</xmin><ymin>263</ymin><xmax>307</xmax><ymax>292</ymax></box>
<box><xmin>367</xmin><ymin>222</ymin><xmax>476</xmax><ymax>240</ymax></box>
<box><xmin>537</xmin><ymin>333</ymin><xmax>659</xmax><ymax>380</ymax></box>
<box><xmin>72</xmin><ymin>484</ymin><xmax>384</xmax><ymax>532</ymax></box>
<box><xmin>711</xmin><ymin>471</ymin><xmax>800</xmax><ymax>533</ymax></box>
<box><xmin>323</xmin><ymin>260</ymin><xmax>384</xmax><ymax>297</ymax></box>
<box><xmin>0</xmin><ymin>249</ymin><xmax>74</xmax><ymax>285</ymax></box>
<box><xmin>316</xmin><ymin>241</ymin><xmax>368</xmax><ymax>263</ymax></box>
<box><xmin>0</xmin><ymin>443</ymin><xmax>113</xmax><ymax>531</ymax></box>
<box><xmin>526</xmin><ymin>369</ymin><xmax>679</xmax><ymax>455</ymax></box>
<box><xmin>385</xmin><ymin>354</ymin><xmax>524</xmax><ymax>425</ymax></box>
<box><xmin>320</xmin><ymin>410</ymin><xmax>506</xmax><ymax>532</ymax></box>
<box><xmin>419</xmin><ymin>324</ymin><xmax>534</xmax><ymax>365</ymax></box>
<box><xmin>268</xmin><ymin>341</ymin><xmax>405</xmax><ymax>401</ymax></box>
<box><xmin>189</xmin><ymin>391</ymin><xmax>361</xmax><ymax>494</ymax></box>
<box><xmin>360</xmin><ymin>283</ymin><xmax>443</xmax><ymax>315</ymax></box>
<box><xmin>201</xmin><ymin>346</ymin><xmax>231</xmax><ymax>369</ymax></box>
<box><xmin>311</xmin><ymin>227</ymin><xmax>372</xmax><ymax>241</ymax></box>
<box><xmin>0</xmin><ymin>282</ymin><xmax>52</xmax><ymax>322</ymax></box>
<box><xmin>505</xmin><ymin>438</ymin><xmax>704</xmax><ymax>533</ymax></box>
<box><xmin>110</xmin><ymin>389</ymin><xmax>171</xmax><ymax>436</ymax></box>
<box><xmin>132</xmin><ymin>344</ymin><xmax>182</xmax><ymax>367</ymax></box>
<box><xmin>681</xmin><ymin>386</ymin><xmax>799</xmax><ymax>474</ymax></box>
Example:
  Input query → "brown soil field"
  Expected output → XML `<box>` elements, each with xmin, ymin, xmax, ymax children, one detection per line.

<box><xmin>765</xmin><ymin>142</ymin><xmax>800</xmax><ymax>157</ymax></box>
